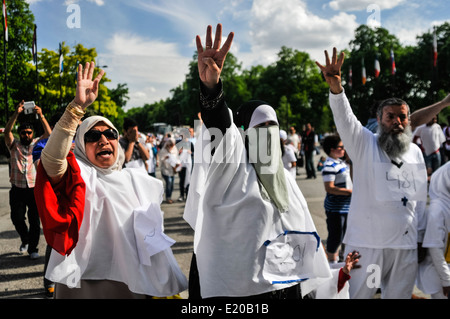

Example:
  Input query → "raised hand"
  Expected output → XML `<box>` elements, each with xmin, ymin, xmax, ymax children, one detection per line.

<box><xmin>74</xmin><ymin>61</ymin><xmax>105</xmax><ymax>109</ymax></box>
<box><xmin>196</xmin><ymin>24</ymin><xmax>234</xmax><ymax>90</ymax></box>
<box><xmin>342</xmin><ymin>250</ymin><xmax>361</xmax><ymax>275</ymax></box>
<box><xmin>16</xmin><ymin>100</ymin><xmax>25</xmax><ymax>114</ymax></box>
<box><xmin>315</xmin><ymin>48</ymin><xmax>345</xmax><ymax>94</ymax></box>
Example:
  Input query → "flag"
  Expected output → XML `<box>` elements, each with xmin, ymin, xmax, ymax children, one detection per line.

<box><xmin>2</xmin><ymin>0</ymin><xmax>7</xmax><ymax>42</ymax></box>
<box><xmin>32</xmin><ymin>25</ymin><xmax>37</xmax><ymax>65</ymax></box>
<box><xmin>59</xmin><ymin>43</ymin><xmax>64</xmax><ymax>75</ymax></box>
<box><xmin>390</xmin><ymin>49</ymin><xmax>396</xmax><ymax>75</ymax></box>
<box><xmin>349</xmin><ymin>66</ymin><xmax>353</xmax><ymax>88</ymax></box>
<box><xmin>433</xmin><ymin>27</ymin><xmax>438</xmax><ymax>67</ymax></box>
<box><xmin>75</xmin><ymin>59</ymin><xmax>79</xmax><ymax>81</ymax></box>
<box><xmin>374</xmin><ymin>54</ymin><xmax>380</xmax><ymax>78</ymax></box>
<box><xmin>362</xmin><ymin>58</ymin><xmax>366</xmax><ymax>85</ymax></box>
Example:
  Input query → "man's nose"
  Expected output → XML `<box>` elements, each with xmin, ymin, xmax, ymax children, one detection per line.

<box><xmin>392</xmin><ymin>116</ymin><xmax>402</xmax><ymax>125</ymax></box>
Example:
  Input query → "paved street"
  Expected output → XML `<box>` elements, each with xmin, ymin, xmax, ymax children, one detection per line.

<box><xmin>0</xmin><ymin>151</ymin><xmax>429</xmax><ymax>299</ymax></box>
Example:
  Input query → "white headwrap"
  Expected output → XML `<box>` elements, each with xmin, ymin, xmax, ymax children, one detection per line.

<box><xmin>74</xmin><ymin>116</ymin><xmax>125</xmax><ymax>174</ymax></box>
<box><xmin>280</xmin><ymin>129</ymin><xmax>288</xmax><ymax>141</ymax></box>
<box><xmin>248</xmin><ymin>104</ymin><xmax>279</xmax><ymax>129</ymax></box>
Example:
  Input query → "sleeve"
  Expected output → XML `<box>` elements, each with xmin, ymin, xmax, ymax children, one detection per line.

<box><xmin>34</xmin><ymin>152</ymin><xmax>86</xmax><ymax>256</ymax></box>
<box><xmin>423</xmin><ymin>203</ymin><xmax>446</xmax><ymax>248</ymax></box>
<box><xmin>322</xmin><ymin>165</ymin><xmax>337</xmax><ymax>183</ymax></box>
<box><xmin>199</xmin><ymin>80</ymin><xmax>232</xmax><ymax>135</ymax></box>
<box><xmin>438</xmin><ymin>127</ymin><xmax>446</xmax><ymax>145</ymax></box>
<box><xmin>429</xmin><ymin>247</ymin><xmax>450</xmax><ymax>287</ymax></box>
<box><xmin>285</xmin><ymin>147</ymin><xmax>297</xmax><ymax>162</ymax></box>
<box><xmin>40</xmin><ymin>104</ymin><xmax>83</xmax><ymax>178</ymax></box>
<box><xmin>337</xmin><ymin>268</ymin><xmax>351</xmax><ymax>293</ymax></box>
<box><xmin>329</xmin><ymin>91</ymin><xmax>373</xmax><ymax>162</ymax></box>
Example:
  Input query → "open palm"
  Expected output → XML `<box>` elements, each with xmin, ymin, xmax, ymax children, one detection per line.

<box><xmin>315</xmin><ymin>48</ymin><xmax>345</xmax><ymax>94</ymax></box>
<box><xmin>196</xmin><ymin>24</ymin><xmax>234</xmax><ymax>89</ymax></box>
<box><xmin>74</xmin><ymin>61</ymin><xmax>105</xmax><ymax>109</ymax></box>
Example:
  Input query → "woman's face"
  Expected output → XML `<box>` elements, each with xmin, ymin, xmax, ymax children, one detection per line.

<box><xmin>84</xmin><ymin>122</ymin><xmax>118</xmax><ymax>168</ymax></box>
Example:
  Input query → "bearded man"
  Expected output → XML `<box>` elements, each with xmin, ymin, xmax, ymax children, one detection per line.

<box><xmin>4</xmin><ymin>101</ymin><xmax>51</xmax><ymax>259</ymax></box>
<box><xmin>316</xmin><ymin>48</ymin><xmax>428</xmax><ymax>299</ymax></box>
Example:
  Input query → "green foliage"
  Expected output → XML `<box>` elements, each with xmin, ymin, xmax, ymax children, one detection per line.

<box><xmin>343</xmin><ymin>24</ymin><xmax>450</xmax><ymax>125</ymax></box>
<box><xmin>0</xmin><ymin>0</ymin><xmax>35</xmax><ymax>123</ymax></box>
<box><xmin>36</xmin><ymin>43</ymin><xmax>125</xmax><ymax>128</ymax></box>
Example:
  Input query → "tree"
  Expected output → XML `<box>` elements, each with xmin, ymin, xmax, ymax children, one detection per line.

<box><xmin>341</xmin><ymin>23</ymin><xmax>450</xmax><ymax>125</ymax></box>
<box><xmin>342</xmin><ymin>25</ymin><xmax>403</xmax><ymax>124</ymax></box>
<box><xmin>248</xmin><ymin>47</ymin><xmax>329</xmax><ymax>131</ymax></box>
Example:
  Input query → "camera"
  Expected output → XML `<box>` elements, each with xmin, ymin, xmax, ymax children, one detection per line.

<box><xmin>23</xmin><ymin>101</ymin><xmax>35</xmax><ymax>115</ymax></box>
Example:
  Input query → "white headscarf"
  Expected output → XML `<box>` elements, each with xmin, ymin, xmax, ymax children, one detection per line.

<box><xmin>74</xmin><ymin>116</ymin><xmax>125</xmax><ymax>175</ymax></box>
<box><xmin>248</xmin><ymin>104</ymin><xmax>279</xmax><ymax>129</ymax></box>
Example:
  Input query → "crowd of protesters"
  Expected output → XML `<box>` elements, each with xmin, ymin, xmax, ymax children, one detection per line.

<box><xmin>1</xmin><ymin>23</ymin><xmax>450</xmax><ymax>300</ymax></box>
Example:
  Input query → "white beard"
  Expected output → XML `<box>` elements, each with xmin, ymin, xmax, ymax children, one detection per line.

<box><xmin>377</xmin><ymin>123</ymin><xmax>413</xmax><ymax>159</ymax></box>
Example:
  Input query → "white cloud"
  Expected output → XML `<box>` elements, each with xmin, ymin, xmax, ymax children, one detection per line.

<box><xmin>238</xmin><ymin>0</ymin><xmax>358</xmax><ymax>68</ymax></box>
<box><xmin>129</xmin><ymin>0</ymin><xmax>213</xmax><ymax>38</ymax></box>
<box><xmin>63</xmin><ymin>0</ymin><xmax>105</xmax><ymax>6</ymax></box>
<box><xmin>102</xmin><ymin>33</ymin><xmax>190</xmax><ymax>110</ymax></box>
<box><xmin>382</xmin><ymin>4</ymin><xmax>448</xmax><ymax>46</ymax></box>
<box><xmin>328</xmin><ymin>0</ymin><xmax>405</xmax><ymax>12</ymax></box>
<box><xmin>25</xmin><ymin>0</ymin><xmax>44</xmax><ymax>4</ymax></box>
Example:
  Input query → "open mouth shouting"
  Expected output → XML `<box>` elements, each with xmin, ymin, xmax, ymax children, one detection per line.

<box><xmin>97</xmin><ymin>149</ymin><xmax>114</xmax><ymax>159</ymax></box>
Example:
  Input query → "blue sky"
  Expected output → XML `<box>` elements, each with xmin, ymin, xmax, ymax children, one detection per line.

<box><xmin>25</xmin><ymin>0</ymin><xmax>450</xmax><ymax>110</ymax></box>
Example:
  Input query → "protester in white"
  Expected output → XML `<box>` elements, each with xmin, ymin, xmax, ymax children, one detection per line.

<box><xmin>288</xmin><ymin>126</ymin><xmax>301</xmax><ymax>156</ymax></box>
<box><xmin>280</xmin><ymin>129</ymin><xmax>297</xmax><ymax>178</ymax></box>
<box><xmin>145</xmin><ymin>133</ymin><xmax>158</xmax><ymax>177</ymax></box>
<box><xmin>178</xmin><ymin>138</ymin><xmax>192</xmax><ymax>201</ymax></box>
<box><xmin>36</xmin><ymin>62</ymin><xmax>187</xmax><ymax>298</ymax></box>
<box><xmin>184</xmin><ymin>24</ymin><xmax>360</xmax><ymax>300</ymax></box>
<box><xmin>159</xmin><ymin>138</ymin><xmax>180</xmax><ymax>203</ymax></box>
<box><xmin>414</xmin><ymin>116</ymin><xmax>446</xmax><ymax>175</ymax></box>
<box><xmin>416</xmin><ymin>162</ymin><xmax>450</xmax><ymax>299</ymax></box>
<box><xmin>316</xmin><ymin>48</ymin><xmax>427</xmax><ymax>299</ymax></box>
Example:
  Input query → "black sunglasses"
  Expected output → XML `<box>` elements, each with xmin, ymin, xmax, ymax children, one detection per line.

<box><xmin>84</xmin><ymin>129</ymin><xmax>118</xmax><ymax>143</ymax></box>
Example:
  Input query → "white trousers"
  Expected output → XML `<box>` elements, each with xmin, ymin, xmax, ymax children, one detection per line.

<box><xmin>345</xmin><ymin>245</ymin><xmax>418</xmax><ymax>299</ymax></box>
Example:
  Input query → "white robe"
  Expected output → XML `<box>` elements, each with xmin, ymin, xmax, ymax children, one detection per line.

<box><xmin>45</xmin><ymin>160</ymin><xmax>188</xmax><ymax>297</ymax></box>
<box><xmin>184</xmin><ymin>120</ymin><xmax>342</xmax><ymax>298</ymax></box>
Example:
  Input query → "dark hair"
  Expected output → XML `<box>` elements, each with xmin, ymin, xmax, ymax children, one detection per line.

<box><xmin>123</xmin><ymin>118</ymin><xmax>138</xmax><ymax>131</ymax></box>
<box><xmin>377</xmin><ymin>98</ymin><xmax>410</xmax><ymax>120</ymax></box>
<box><xmin>322</xmin><ymin>135</ymin><xmax>341</xmax><ymax>155</ymax></box>
<box><xmin>17</xmin><ymin>122</ymin><xmax>34</xmax><ymax>133</ymax></box>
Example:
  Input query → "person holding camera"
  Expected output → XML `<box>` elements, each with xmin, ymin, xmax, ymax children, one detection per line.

<box><xmin>4</xmin><ymin>101</ymin><xmax>51</xmax><ymax>259</ymax></box>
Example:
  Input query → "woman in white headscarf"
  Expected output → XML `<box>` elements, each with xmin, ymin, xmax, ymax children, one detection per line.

<box><xmin>184</xmin><ymin>24</ymin><xmax>360</xmax><ymax>299</ymax></box>
<box><xmin>35</xmin><ymin>62</ymin><xmax>187</xmax><ymax>298</ymax></box>
<box><xmin>416</xmin><ymin>161</ymin><xmax>450</xmax><ymax>299</ymax></box>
